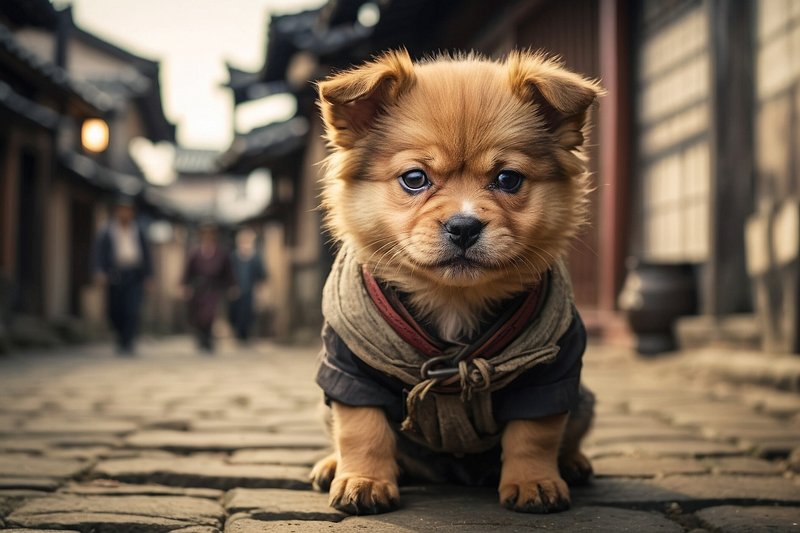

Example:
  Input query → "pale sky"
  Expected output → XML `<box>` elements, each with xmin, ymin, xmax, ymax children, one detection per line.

<box><xmin>60</xmin><ymin>0</ymin><xmax>326</xmax><ymax>150</ymax></box>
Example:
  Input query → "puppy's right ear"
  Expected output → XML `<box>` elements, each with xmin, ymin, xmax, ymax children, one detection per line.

<box><xmin>318</xmin><ymin>49</ymin><xmax>415</xmax><ymax>149</ymax></box>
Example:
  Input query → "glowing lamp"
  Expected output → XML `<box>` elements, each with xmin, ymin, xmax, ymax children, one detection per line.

<box><xmin>81</xmin><ymin>118</ymin><xmax>109</xmax><ymax>152</ymax></box>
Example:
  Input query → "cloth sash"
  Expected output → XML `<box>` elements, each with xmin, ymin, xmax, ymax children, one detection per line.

<box><xmin>321</xmin><ymin>244</ymin><xmax>576</xmax><ymax>454</ymax></box>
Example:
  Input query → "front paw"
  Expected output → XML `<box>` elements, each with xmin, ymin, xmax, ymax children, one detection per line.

<box><xmin>329</xmin><ymin>474</ymin><xmax>400</xmax><ymax>515</ymax></box>
<box><xmin>559</xmin><ymin>451</ymin><xmax>593</xmax><ymax>486</ymax></box>
<box><xmin>499</xmin><ymin>477</ymin><xmax>570</xmax><ymax>513</ymax></box>
<box><xmin>310</xmin><ymin>453</ymin><xmax>337</xmax><ymax>491</ymax></box>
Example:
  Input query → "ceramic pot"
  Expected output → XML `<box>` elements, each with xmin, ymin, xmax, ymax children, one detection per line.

<box><xmin>618</xmin><ymin>259</ymin><xmax>697</xmax><ymax>355</ymax></box>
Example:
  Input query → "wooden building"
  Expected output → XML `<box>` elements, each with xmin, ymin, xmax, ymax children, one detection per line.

<box><xmin>1</xmin><ymin>1</ymin><xmax>112</xmax><ymax>346</ymax></box>
<box><xmin>628</xmin><ymin>0</ymin><xmax>800</xmax><ymax>354</ymax></box>
<box><xmin>0</xmin><ymin>0</ymin><xmax>180</xmax><ymax>349</ymax></box>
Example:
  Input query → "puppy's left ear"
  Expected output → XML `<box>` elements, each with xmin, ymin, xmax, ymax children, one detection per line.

<box><xmin>507</xmin><ymin>51</ymin><xmax>604</xmax><ymax>149</ymax></box>
<box><xmin>318</xmin><ymin>49</ymin><xmax>416</xmax><ymax>149</ymax></box>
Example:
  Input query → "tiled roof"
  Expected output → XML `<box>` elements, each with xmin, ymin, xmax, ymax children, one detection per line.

<box><xmin>224</xmin><ymin>63</ymin><xmax>289</xmax><ymax>105</ymax></box>
<box><xmin>218</xmin><ymin>116</ymin><xmax>309</xmax><ymax>171</ymax></box>
<box><xmin>0</xmin><ymin>79</ymin><xmax>60</xmax><ymax>129</ymax></box>
<box><xmin>0</xmin><ymin>23</ymin><xmax>115</xmax><ymax>113</ymax></box>
<box><xmin>85</xmin><ymin>70</ymin><xmax>153</xmax><ymax>99</ymax></box>
<box><xmin>61</xmin><ymin>151</ymin><xmax>194</xmax><ymax>221</ymax></box>
<box><xmin>261</xmin><ymin>9</ymin><xmax>321</xmax><ymax>84</ymax></box>
<box><xmin>60</xmin><ymin>151</ymin><xmax>144</xmax><ymax>195</ymax></box>
<box><xmin>0</xmin><ymin>0</ymin><xmax>58</xmax><ymax>29</ymax></box>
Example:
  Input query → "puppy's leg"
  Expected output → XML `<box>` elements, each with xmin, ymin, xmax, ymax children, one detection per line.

<box><xmin>559</xmin><ymin>388</ymin><xmax>595</xmax><ymax>486</ymax></box>
<box><xmin>310</xmin><ymin>452</ymin><xmax>337</xmax><ymax>491</ymax></box>
<box><xmin>327</xmin><ymin>401</ymin><xmax>400</xmax><ymax>514</ymax></box>
<box><xmin>310</xmin><ymin>403</ymin><xmax>337</xmax><ymax>491</ymax></box>
<box><xmin>499</xmin><ymin>413</ymin><xmax>571</xmax><ymax>513</ymax></box>
<box><xmin>558</xmin><ymin>422</ymin><xmax>593</xmax><ymax>486</ymax></box>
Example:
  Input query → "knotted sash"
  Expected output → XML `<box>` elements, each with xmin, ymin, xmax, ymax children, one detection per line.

<box><xmin>321</xmin><ymin>244</ymin><xmax>576</xmax><ymax>454</ymax></box>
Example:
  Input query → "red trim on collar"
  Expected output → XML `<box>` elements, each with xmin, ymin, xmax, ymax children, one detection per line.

<box><xmin>361</xmin><ymin>266</ymin><xmax>544</xmax><ymax>365</ymax></box>
<box><xmin>362</xmin><ymin>267</ymin><xmax>444</xmax><ymax>357</ymax></box>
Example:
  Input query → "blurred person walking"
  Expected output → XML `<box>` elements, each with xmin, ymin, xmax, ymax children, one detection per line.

<box><xmin>94</xmin><ymin>196</ymin><xmax>152</xmax><ymax>355</ymax></box>
<box><xmin>182</xmin><ymin>223</ymin><xmax>236</xmax><ymax>352</ymax></box>
<box><xmin>228</xmin><ymin>228</ymin><xmax>267</xmax><ymax>342</ymax></box>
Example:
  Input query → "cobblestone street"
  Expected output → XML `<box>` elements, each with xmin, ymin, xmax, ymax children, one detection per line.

<box><xmin>0</xmin><ymin>338</ymin><xmax>798</xmax><ymax>532</ymax></box>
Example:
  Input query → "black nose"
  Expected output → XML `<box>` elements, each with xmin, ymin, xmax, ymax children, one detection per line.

<box><xmin>444</xmin><ymin>215</ymin><xmax>484</xmax><ymax>250</ymax></box>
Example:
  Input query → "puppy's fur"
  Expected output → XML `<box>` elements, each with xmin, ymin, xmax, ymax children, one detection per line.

<box><xmin>313</xmin><ymin>50</ymin><xmax>601</xmax><ymax>514</ymax></box>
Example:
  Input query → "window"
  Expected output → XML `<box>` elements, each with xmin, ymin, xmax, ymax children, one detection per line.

<box><xmin>637</xmin><ymin>2</ymin><xmax>711</xmax><ymax>262</ymax></box>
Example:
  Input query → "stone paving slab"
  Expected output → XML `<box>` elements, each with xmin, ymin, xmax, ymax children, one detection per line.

<box><xmin>585</xmin><ymin>438</ymin><xmax>744</xmax><ymax>459</ymax></box>
<box><xmin>186</xmin><ymin>419</ymin><xmax>277</xmax><ymax>432</ymax></box>
<box><xmin>749</xmin><ymin>438</ymin><xmax>800</xmax><ymax>459</ymax></box>
<box><xmin>706</xmin><ymin>456</ymin><xmax>787</xmax><ymax>475</ymax></box>
<box><xmin>740</xmin><ymin>387</ymin><xmax>800</xmax><ymax>417</ymax></box>
<box><xmin>700</xmin><ymin>420</ymin><xmax>794</xmax><ymax>440</ymax></box>
<box><xmin>585</xmin><ymin>425</ymin><xmax>698</xmax><ymax>445</ymax></box>
<box><xmin>705</xmin><ymin>426</ymin><xmax>800</xmax><ymax>443</ymax></box>
<box><xmin>8</xmin><ymin>511</ymin><xmax>216</xmax><ymax>532</ymax></box>
<box><xmin>44</xmin><ymin>446</ymin><xmax>113</xmax><ymax>460</ymax></box>
<box><xmin>93</xmin><ymin>457</ymin><xmax>312</xmax><ymax>490</ymax></box>
<box><xmin>789</xmin><ymin>448</ymin><xmax>800</xmax><ymax>473</ymax></box>
<box><xmin>224</xmin><ymin>488</ymin><xmax>346</xmax><ymax>521</ymax></box>
<box><xmin>61</xmin><ymin>480</ymin><xmax>223</xmax><ymax>499</ymax></box>
<box><xmin>0</xmin><ymin>434</ymin><xmax>124</xmax><ymax>451</ymax></box>
<box><xmin>674</xmin><ymin>348</ymin><xmax>800</xmax><ymax>391</ymax></box>
<box><xmin>0</xmin><ymin>477</ymin><xmax>61</xmax><ymax>491</ymax></box>
<box><xmin>671</xmin><ymin>411</ymin><xmax>781</xmax><ymax>428</ymax></box>
<box><xmin>17</xmin><ymin>418</ymin><xmax>139</xmax><ymax>435</ymax></box>
<box><xmin>227</xmin><ymin>449</ymin><xmax>328</xmax><ymax>466</ymax></box>
<box><xmin>659</xmin><ymin>404</ymin><xmax>767</xmax><ymax>424</ymax></box>
<box><xmin>0</xmin><ymin>454</ymin><xmax>88</xmax><ymax>478</ymax></box>
<box><xmin>624</xmin><ymin>396</ymin><xmax>713</xmax><ymax>415</ymax></box>
<box><xmin>589</xmin><ymin>413</ymin><xmax>665</xmax><ymax>428</ymax></box>
<box><xmin>0</xmin><ymin>415</ymin><xmax>23</xmax><ymax>430</ymax></box>
<box><xmin>6</xmin><ymin>494</ymin><xmax>225</xmax><ymax>531</ymax></box>
<box><xmin>592</xmin><ymin>456</ymin><xmax>709</xmax><ymax>477</ymax></box>
<box><xmin>189</xmin><ymin>417</ymin><xmax>322</xmax><ymax>434</ymax></box>
<box><xmin>125</xmin><ymin>430</ymin><xmax>329</xmax><ymax>452</ymax></box>
<box><xmin>573</xmin><ymin>475</ymin><xmax>800</xmax><ymax>509</ymax></box>
<box><xmin>695</xmin><ymin>505</ymin><xmax>800</xmax><ymax>532</ymax></box>
<box><xmin>3</xmin><ymin>529</ymin><xmax>81</xmax><ymax>533</ymax></box>
<box><xmin>0</xmin><ymin>489</ymin><xmax>50</xmax><ymax>499</ymax></box>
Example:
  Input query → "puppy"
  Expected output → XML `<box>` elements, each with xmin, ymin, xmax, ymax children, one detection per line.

<box><xmin>311</xmin><ymin>49</ymin><xmax>602</xmax><ymax>515</ymax></box>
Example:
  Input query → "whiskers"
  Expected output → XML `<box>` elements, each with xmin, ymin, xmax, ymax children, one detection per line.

<box><xmin>365</xmin><ymin>235</ymin><xmax>414</xmax><ymax>278</ymax></box>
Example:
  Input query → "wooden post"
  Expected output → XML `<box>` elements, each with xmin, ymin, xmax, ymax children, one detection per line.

<box><xmin>705</xmin><ymin>0</ymin><xmax>755</xmax><ymax>316</ymax></box>
<box><xmin>597</xmin><ymin>0</ymin><xmax>632</xmax><ymax>313</ymax></box>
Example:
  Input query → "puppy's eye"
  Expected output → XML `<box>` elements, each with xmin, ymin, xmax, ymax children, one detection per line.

<box><xmin>494</xmin><ymin>170</ymin><xmax>524</xmax><ymax>193</ymax></box>
<box><xmin>399</xmin><ymin>169</ymin><xmax>431</xmax><ymax>193</ymax></box>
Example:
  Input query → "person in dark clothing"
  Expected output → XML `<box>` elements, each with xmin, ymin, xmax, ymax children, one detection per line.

<box><xmin>94</xmin><ymin>197</ymin><xmax>153</xmax><ymax>355</ymax></box>
<box><xmin>182</xmin><ymin>223</ymin><xmax>236</xmax><ymax>352</ymax></box>
<box><xmin>228</xmin><ymin>228</ymin><xmax>267</xmax><ymax>342</ymax></box>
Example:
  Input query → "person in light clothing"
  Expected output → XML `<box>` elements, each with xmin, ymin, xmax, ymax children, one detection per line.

<box><xmin>94</xmin><ymin>196</ymin><xmax>153</xmax><ymax>355</ymax></box>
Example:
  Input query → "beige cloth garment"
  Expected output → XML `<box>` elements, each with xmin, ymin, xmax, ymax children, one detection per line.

<box><xmin>321</xmin><ymin>244</ymin><xmax>576</xmax><ymax>454</ymax></box>
<box><xmin>111</xmin><ymin>222</ymin><xmax>141</xmax><ymax>268</ymax></box>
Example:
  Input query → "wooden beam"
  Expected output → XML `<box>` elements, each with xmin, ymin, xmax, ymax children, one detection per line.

<box><xmin>705</xmin><ymin>0</ymin><xmax>755</xmax><ymax>315</ymax></box>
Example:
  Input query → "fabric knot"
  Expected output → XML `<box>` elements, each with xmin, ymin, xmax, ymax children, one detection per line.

<box><xmin>401</xmin><ymin>378</ymin><xmax>438</xmax><ymax>432</ymax></box>
<box><xmin>459</xmin><ymin>358</ymin><xmax>493</xmax><ymax>400</ymax></box>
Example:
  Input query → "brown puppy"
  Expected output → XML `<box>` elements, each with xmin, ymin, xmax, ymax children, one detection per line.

<box><xmin>312</xmin><ymin>50</ymin><xmax>602</xmax><ymax>515</ymax></box>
